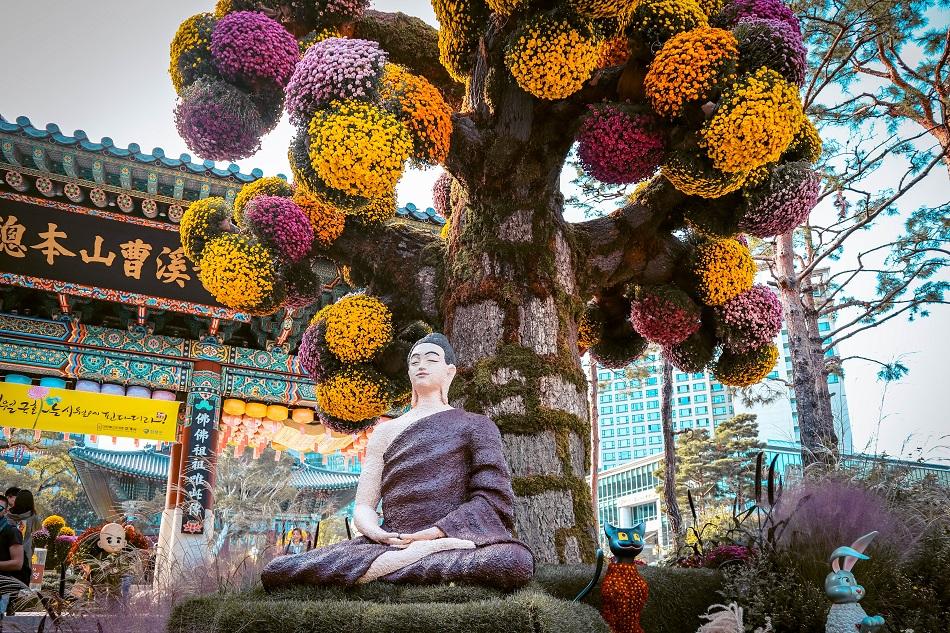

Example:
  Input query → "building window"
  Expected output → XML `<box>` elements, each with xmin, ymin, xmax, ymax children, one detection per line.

<box><xmin>601</xmin><ymin>418</ymin><xmax>613</xmax><ymax>426</ymax></box>
<box><xmin>602</xmin><ymin>441</ymin><xmax>615</xmax><ymax>449</ymax></box>
<box><xmin>632</xmin><ymin>402</ymin><xmax>644</xmax><ymax>411</ymax></box>
<box><xmin>631</xmin><ymin>390</ymin><xmax>643</xmax><ymax>399</ymax></box>
<box><xmin>617</xmin><ymin>416</ymin><xmax>629</xmax><ymax>423</ymax></box>
<box><xmin>618</xmin><ymin>439</ymin><xmax>631</xmax><ymax>448</ymax></box>
<box><xmin>649</xmin><ymin>447</ymin><xmax>662</xmax><ymax>455</ymax></box>
<box><xmin>599</xmin><ymin>394</ymin><xmax>612</xmax><ymax>403</ymax></box>
<box><xmin>679</xmin><ymin>408</ymin><xmax>691</xmax><ymax>416</ymax></box>
<box><xmin>647</xmin><ymin>400</ymin><xmax>659</xmax><ymax>409</ymax></box>
<box><xmin>647</xmin><ymin>412</ymin><xmax>661</xmax><ymax>421</ymax></box>
<box><xmin>713</xmin><ymin>406</ymin><xmax>727</xmax><ymax>415</ymax></box>
<box><xmin>712</xmin><ymin>383</ymin><xmax>724</xmax><ymax>392</ymax></box>
<box><xmin>694</xmin><ymin>395</ymin><xmax>707</xmax><ymax>403</ymax></box>
<box><xmin>818</xmin><ymin>321</ymin><xmax>831</xmax><ymax>332</ymax></box>
<box><xmin>676</xmin><ymin>385</ymin><xmax>690</xmax><ymax>393</ymax></box>
<box><xmin>633</xmin><ymin>425</ymin><xmax>645</xmax><ymax>434</ymax></box>
<box><xmin>695</xmin><ymin>406</ymin><xmax>708</xmax><ymax>414</ymax></box>
<box><xmin>682</xmin><ymin>420</ymin><xmax>693</xmax><ymax>428</ymax></box>
<box><xmin>828</xmin><ymin>374</ymin><xmax>839</xmax><ymax>384</ymax></box>
<box><xmin>712</xmin><ymin>395</ymin><xmax>726</xmax><ymax>404</ymax></box>
<box><xmin>604</xmin><ymin>452</ymin><xmax>615</xmax><ymax>461</ymax></box>
<box><xmin>618</xmin><ymin>451</ymin><xmax>632</xmax><ymax>460</ymax></box>
<box><xmin>601</xmin><ymin>429</ymin><xmax>614</xmax><ymax>438</ymax></box>
<box><xmin>598</xmin><ymin>371</ymin><xmax>611</xmax><ymax>381</ymax></box>
<box><xmin>602</xmin><ymin>406</ymin><xmax>613</xmax><ymax>414</ymax></box>
<box><xmin>617</xmin><ymin>427</ymin><xmax>630</xmax><ymax>436</ymax></box>
<box><xmin>697</xmin><ymin>418</ymin><xmax>709</xmax><ymax>426</ymax></box>
<box><xmin>693</xmin><ymin>382</ymin><xmax>706</xmax><ymax>391</ymax></box>
<box><xmin>616</xmin><ymin>404</ymin><xmax>629</xmax><ymax>412</ymax></box>
<box><xmin>768</xmin><ymin>371</ymin><xmax>780</xmax><ymax>379</ymax></box>
<box><xmin>632</xmin><ymin>415</ymin><xmax>644</xmax><ymax>422</ymax></box>
<box><xmin>677</xmin><ymin>396</ymin><xmax>691</xmax><ymax>405</ymax></box>
<box><xmin>615</xmin><ymin>381</ymin><xmax>626</xmax><ymax>390</ymax></box>
<box><xmin>614</xmin><ymin>393</ymin><xmax>628</xmax><ymax>402</ymax></box>
<box><xmin>649</xmin><ymin>436</ymin><xmax>662</xmax><ymax>445</ymax></box>
<box><xmin>646</xmin><ymin>388</ymin><xmax>658</xmax><ymax>397</ymax></box>
<box><xmin>634</xmin><ymin>437</ymin><xmax>646</xmax><ymax>446</ymax></box>
<box><xmin>646</xmin><ymin>377</ymin><xmax>658</xmax><ymax>385</ymax></box>
<box><xmin>647</xmin><ymin>424</ymin><xmax>660</xmax><ymax>433</ymax></box>
<box><xmin>634</xmin><ymin>449</ymin><xmax>647</xmax><ymax>458</ymax></box>
<box><xmin>676</xmin><ymin>373</ymin><xmax>689</xmax><ymax>381</ymax></box>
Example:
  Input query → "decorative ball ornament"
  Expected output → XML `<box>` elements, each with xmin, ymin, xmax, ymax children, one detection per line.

<box><xmin>632</xmin><ymin>0</ymin><xmax>709</xmax><ymax>48</ymax></box>
<box><xmin>577</xmin><ymin>105</ymin><xmax>666</xmax><ymax>185</ymax></box>
<box><xmin>590</xmin><ymin>329</ymin><xmax>649</xmax><ymax>369</ymax></box>
<box><xmin>734</xmin><ymin>16</ymin><xmax>807</xmax><ymax>86</ymax></box>
<box><xmin>379</xmin><ymin>64</ymin><xmax>453</xmax><ymax>166</ymax></box>
<box><xmin>662</xmin><ymin>327</ymin><xmax>717</xmax><ymax>372</ymax></box>
<box><xmin>715</xmin><ymin>284</ymin><xmax>783</xmax><ymax>352</ymax></box>
<box><xmin>505</xmin><ymin>15</ymin><xmax>602</xmax><ymax>101</ymax></box>
<box><xmin>739</xmin><ymin>161</ymin><xmax>820</xmax><ymax>237</ymax></box>
<box><xmin>432</xmin><ymin>0</ymin><xmax>487</xmax><ymax>82</ymax></box>
<box><xmin>233</xmin><ymin>176</ymin><xmax>294</xmax><ymax>226</ymax></box>
<box><xmin>169</xmin><ymin>13</ymin><xmax>217</xmax><ymax>95</ymax></box>
<box><xmin>317</xmin><ymin>365</ymin><xmax>393</xmax><ymax>422</ymax></box>
<box><xmin>629</xmin><ymin>285</ymin><xmax>702</xmax><ymax>346</ymax></box>
<box><xmin>692</xmin><ymin>238</ymin><xmax>756</xmax><ymax>306</ymax></box>
<box><xmin>179</xmin><ymin>197</ymin><xmax>232</xmax><ymax>262</ymax></box>
<box><xmin>198</xmin><ymin>234</ymin><xmax>284</xmax><ymax>314</ymax></box>
<box><xmin>663</xmin><ymin>149</ymin><xmax>747</xmax><ymax>198</ymax></box>
<box><xmin>292</xmin><ymin>189</ymin><xmax>346</xmax><ymax>247</ymax></box>
<box><xmin>243</xmin><ymin>195</ymin><xmax>315</xmax><ymax>263</ymax></box>
<box><xmin>322</xmin><ymin>293</ymin><xmax>394</xmax><ymax>362</ymax></box>
<box><xmin>782</xmin><ymin>117</ymin><xmax>823</xmax><ymax>164</ymax></box>
<box><xmin>175</xmin><ymin>78</ymin><xmax>265</xmax><ymax>161</ymax></box>
<box><xmin>713</xmin><ymin>342</ymin><xmax>779</xmax><ymax>386</ymax></box>
<box><xmin>210</xmin><ymin>11</ymin><xmax>299</xmax><ymax>89</ymax></box>
<box><xmin>717</xmin><ymin>0</ymin><xmax>801</xmax><ymax>32</ymax></box>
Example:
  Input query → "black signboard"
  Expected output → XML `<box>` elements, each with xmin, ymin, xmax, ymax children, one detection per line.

<box><xmin>181</xmin><ymin>393</ymin><xmax>218</xmax><ymax>535</ymax></box>
<box><xmin>0</xmin><ymin>192</ymin><xmax>238</xmax><ymax>317</ymax></box>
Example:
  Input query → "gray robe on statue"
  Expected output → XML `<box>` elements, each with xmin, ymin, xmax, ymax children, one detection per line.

<box><xmin>261</xmin><ymin>409</ymin><xmax>535</xmax><ymax>590</ymax></box>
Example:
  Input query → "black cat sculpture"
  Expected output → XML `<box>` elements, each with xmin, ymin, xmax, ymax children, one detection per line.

<box><xmin>575</xmin><ymin>521</ymin><xmax>649</xmax><ymax>633</ymax></box>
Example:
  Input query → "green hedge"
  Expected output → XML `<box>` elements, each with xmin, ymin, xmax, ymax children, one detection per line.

<box><xmin>168</xmin><ymin>564</ymin><xmax>721</xmax><ymax>633</ymax></box>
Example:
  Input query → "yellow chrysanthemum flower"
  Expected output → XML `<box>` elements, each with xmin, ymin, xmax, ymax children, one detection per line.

<box><xmin>292</xmin><ymin>189</ymin><xmax>346</xmax><ymax>247</ymax></box>
<box><xmin>199</xmin><ymin>234</ymin><xmax>281</xmax><ymax>313</ymax></box>
<box><xmin>380</xmin><ymin>64</ymin><xmax>453</xmax><ymax>166</ymax></box>
<box><xmin>505</xmin><ymin>16</ymin><xmax>601</xmax><ymax>101</ymax></box>
<box><xmin>317</xmin><ymin>367</ymin><xmax>392</xmax><ymax>421</ymax></box>
<box><xmin>323</xmin><ymin>293</ymin><xmax>394</xmax><ymax>362</ymax></box>
<box><xmin>233</xmin><ymin>176</ymin><xmax>294</xmax><ymax>225</ymax></box>
<box><xmin>692</xmin><ymin>238</ymin><xmax>756</xmax><ymax>306</ymax></box>
<box><xmin>714</xmin><ymin>343</ymin><xmax>779</xmax><ymax>386</ymax></box>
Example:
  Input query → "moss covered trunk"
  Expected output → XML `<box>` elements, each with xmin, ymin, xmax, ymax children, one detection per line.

<box><xmin>440</xmin><ymin>136</ymin><xmax>597</xmax><ymax>562</ymax></box>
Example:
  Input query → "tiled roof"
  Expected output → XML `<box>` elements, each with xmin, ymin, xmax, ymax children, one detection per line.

<box><xmin>0</xmin><ymin>115</ymin><xmax>266</xmax><ymax>182</ymax></box>
<box><xmin>68</xmin><ymin>446</ymin><xmax>359</xmax><ymax>491</ymax></box>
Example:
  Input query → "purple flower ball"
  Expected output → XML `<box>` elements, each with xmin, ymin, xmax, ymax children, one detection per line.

<box><xmin>739</xmin><ymin>162</ymin><xmax>820</xmax><ymax>237</ymax></box>
<box><xmin>715</xmin><ymin>284</ymin><xmax>783</xmax><ymax>352</ymax></box>
<box><xmin>175</xmin><ymin>78</ymin><xmax>264</xmax><ymax>161</ymax></box>
<box><xmin>244</xmin><ymin>195</ymin><xmax>314</xmax><ymax>263</ymax></box>
<box><xmin>578</xmin><ymin>106</ymin><xmax>666</xmax><ymax>185</ymax></box>
<box><xmin>718</xmin><ymin>0</ymin><xmax>800</xmax><ymax>33</ymax></box>
<box><xmin>629</xmin><ymin>286</ymin><xmax>702</xmax><ymax>346</ymax></box>
<box><xmin>211</xmin><ymin>11</ymin><xmax>299</xmax><ymax>88</ymax></box>
<box><xmin>284</xmin><ymin>38</ymin><xmax>387</xmax><ymax>124</ymax></box>
<box><xmin>735</xmin><ymin>17</ymin><xmax>807</xmax><ymax>86</ymax></box>
<box><xmin>298</xmin><ymin>324</ymin><xmax>321</xmax><ymax>377</ymax></box>
<box><xmin>317</xmin><ymin>0</ymin><xmax>370</xmax><ymax>23</ymax></box>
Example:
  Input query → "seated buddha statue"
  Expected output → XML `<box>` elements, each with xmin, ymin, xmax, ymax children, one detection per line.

<box><xmin>261</xmin><ymin>333</ymin><xmax>535</xmax><ymax>589</ymax></box>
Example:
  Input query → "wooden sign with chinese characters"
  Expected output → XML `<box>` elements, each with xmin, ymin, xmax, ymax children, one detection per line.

<box><xmin>181</xmin><ymin>393</ymin><xmax>218</xmax><ymax>535</ymax></box>
<box><xmin>0</xmin><ymin>192</ymin><xmax>236</xmax><ymax>317</ymax></box>
<box><xmin>0</xmin><ymin>382</ymin><xmax>179</xmax><ymax>440</ymax></box>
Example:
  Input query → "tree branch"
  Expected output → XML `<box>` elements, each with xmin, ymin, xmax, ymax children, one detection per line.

<box><xmin>324</xmin><ymin>220</ymin><xmax>445</xmax><ymax>323</ymax></box>
<box><xmin>352</xmin><ymin>10</ymin><xmax>464</xmax><ymax>109</ymax></box>
<box><xmin>570</xmin><ymin>178</ymin><xmax>685</xmax><ymax>296</ymax></box>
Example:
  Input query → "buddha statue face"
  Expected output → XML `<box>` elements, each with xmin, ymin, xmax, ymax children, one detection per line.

<box><xmin>408</xmin><ymin>341</ymin><xmax>457</xmax><ymax>406</ymax></box>
<box><xmin>98</xmin><ymin>522</ymin><xmax>126</xmax><ymax>554</ymax></box>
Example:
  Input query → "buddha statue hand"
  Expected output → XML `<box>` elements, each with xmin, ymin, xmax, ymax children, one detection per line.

<box><xmin>397</xmin><ymin>527</ymin><xmax>446</xmax><ymax>544</ymax></box>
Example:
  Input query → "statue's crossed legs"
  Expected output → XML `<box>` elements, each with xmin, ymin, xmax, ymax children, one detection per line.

<box><xmin>357</xmin><ymin>538</ymin><xmax>476</xmax><ymax>584</ymax></box>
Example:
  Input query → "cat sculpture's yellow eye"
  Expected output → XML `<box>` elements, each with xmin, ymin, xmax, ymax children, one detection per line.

<box><xmin>617</xmin><ymin>531</ymin><xmax>628</xmax><ymax>541</ymax></box>
<box><xmin>633</xmin><ymin>533</ymin><xmax>641</xmax><ymax>542</ymax></box>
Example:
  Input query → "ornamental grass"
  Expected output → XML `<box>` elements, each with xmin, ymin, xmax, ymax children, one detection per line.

<box><xmin>285</xmin><ymin>38</ymin><xmax>388</xmax><ymax>124</ymax></box>
<box><xmin>715</xmin><ymin>284</ymin><xmax>783</xmax><ymax>352</ymax></box>
<box><xmin>645</xmin><ymin>27</ymin><xmax>738</xmax><ymax>118</ymax></box>
<box><xmin>505</xmin><ymin>15</ymin><xmax>601</xmax><ymax>101</ymax></box>
<box><xmin>631</xmin><ymin>0</ymin><xmax>709</xmax><ymax>48</ymax></box>
<box><xmin>380</xmin><ymin>64</ymin><xmax>453</xmax><ymax>165</ymax></box>
<box><xmin>577</xmin><ymin>105</ymin><xmax>666</xmax><ymax>185</ymax></box>
<box><xmin>199</xmin><ymin>234</ymin><xmax>283</xmax><ymax>313</ymax></box>
<box><xmin>317</xmin><ymin>365</ymin><xmax>394</xmax><ymax>422</ymax></box>
<box><xmin>243</xmin><ymin>195</ymin><xmax>315</xmax><ymax>263</ymax></box>
<box><xmin>739</xmin><ymin>161</ymin><xmax>820</xmax><ymax>237</ymax></box>
<box><xmin>169</xmin><ymin>13</ymin><xmax>217</xmax><ymax>95</ymax></box>
<box><xmin>179</xmin><ymin>196</ymin><xmax>232</xmax><ymax>262</ymax></box>
<box><xmin>714</xmin><ymin>342</ymin><xmax>778</xmax><ymax>386</ymax></box>
<box><xmin>700</xmin><ymin>67</ymin><xmax>805</xmax><ymax>174</ymax></box>
<box><xmin>233</xmin><ymin>176</ymin><xmax>294</xmax><ymax>226</ymax></box>
<box><xmin>629</xmin><ymin>285</ymin><xmax>703</xmax><ymax>346</ymax></box>
<box><xmin>323</xmin><ymin>293</ymin><xmax>394</xmax><ymax>363</ymax></box>
<box><xmin>175</xmin><ymin>78</ymin><xmax>265</xmax><ymax>161</ymax></box>
<box><xmin>692</xmin><ymin>237</ymin><xmax>756</xmax><ymax>306</ymax></box>
<box><xmin>308</xmin><ymin>101</ymin><xmax>413</xmax><ymax>199</ymax></box>
<box><xmin>210</xmin><ymin>11</ymin><xmax>298</xmax><ymax>88</ymax></box>
<box><xmin>734</xmin><ymin>16</ymin><xmax>807</xmax><ymax>86</ymax></box>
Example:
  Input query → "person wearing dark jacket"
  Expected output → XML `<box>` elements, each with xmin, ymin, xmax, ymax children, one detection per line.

<box><xmin>0</xmin><ymin>497</ymin><xmax>29</xmax><ymax>622</ymax></box>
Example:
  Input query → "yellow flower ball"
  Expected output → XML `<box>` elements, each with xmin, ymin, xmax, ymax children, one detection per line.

<box><xmin>700</xmin><ymin>67</ymin><xmax>805</xmax><ymax>173</ymax></box>
<box><xmin>632</xmin><ymin>0</ymin><xmax>708</xmax><ymax>47</ymax></box>
<box><xmin>380</xmin><ymin>64</ymin><xmax>453</xmax><ymax>166</ymax></box>
<box><xmin>662</xmin><ymin>149</ymin><xmax>748</xmax><ymax>198</ymax></box>
<box><xmin>505</xmin><ymin>16</ymin><xmax>602</xmax><ymax>101</ymax></box>
<box><xmin>323</xmin><ymin>293</ymin><xmax>394</xmax><ymax>362</ymax></box>
<box><xmin>317</xmin><ymin>366</ymin><xmax>393</xmax><ymax>422</ymax></box>
<box><xmin>292</xmin><ymin>189</ymin><xmax>346</xmax><ymax>247</ymax></box>
<box><xmin>199</xmin><ymin>234</ymin><xmax>283</xmax><ymax>314</ymax></box>
<box><xmin>234</xmin><ymin>176</ymin><xmax>294</xmax><ymax>226</ymax></box>
<box><xmin>179</xmin><ymin>197</ymin><xmax>232</xmax><ymax>262</ymax></box>
<box><xmin>645</xmin><ymin>27</ymin><xmax>738</xmax><ymax>118</ymax></box>
<box><xmin>692</xmin><ymin>238</ymin><xmax>756</xmax><ymax>306</ymax></box>
<box><xmin>43</xmin><ymin>515</ymin><xmax>67</xmax><ymax>531</ymax></box>
<box><xmin>308</xmin><ymin>101</ymin><xmax>413</xmax><ymax>199</ymax></box>
<box><xmin>782</xmin><ymin>116</ymin><xmax>823</xmax><ymax>164</ymax></box>
<box><xmin>569</xmin><ymin>0</ymin><xmax>640</xmax><ymax>19</ymax></box>
<box><xmin>714</xmin><ymin>343</ymin><xmax>779</xmax><ymax>386</ymax></box>
<box><xmin>169</xmin><ymin>13</ymin><xmax>216</xmax><ymax>95</ymax></box>
<box><xmin>432</xmin><ymin>0</ymin><xmax>488</xmax><ymax>81</ymax></box>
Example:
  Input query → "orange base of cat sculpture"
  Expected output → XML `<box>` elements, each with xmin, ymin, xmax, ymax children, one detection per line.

<box><xmin>600</xmin><ymin>559</ymin><xmax>648</xmax><ymax>633</ymax></box>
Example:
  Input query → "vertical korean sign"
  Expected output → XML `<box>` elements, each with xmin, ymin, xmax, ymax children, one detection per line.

<box><xmin>181</xmin><ymin>384</ymin><xmax>219</xmax><ymax>535</ymax></box>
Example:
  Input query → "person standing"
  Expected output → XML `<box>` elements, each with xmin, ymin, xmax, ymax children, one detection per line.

<box><xmin>0</xmin><ymin>497</ymin><xmax>30</xmax><ymax>623</ymax></box>
<box><xmin>8</xmin><ymin>491</ymin><xmax>41</xmax><ymax>565</ymax></box>
<box><xmin>284</xmin><ymin>528</ymin><xmax>307</xmax><ymax>555</ymax></box>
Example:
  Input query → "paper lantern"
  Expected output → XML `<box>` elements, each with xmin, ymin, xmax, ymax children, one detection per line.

<box><xmin>234</xmin><ymin>443</ymin><xmax>246</xmax><ymax>458</ymax></box>
<box><xmin>4</xmin><ymin>374</ymin><xmax>31</xmax><ymax>385</ymax></box>
<box><xmin>252</xmin><ymin>445</ymin><xmax>263</xmax><ymax>460</ymax></box>
<box><xmin>223</xmin><ymin>398</ymin><xmax>246</xmax><ymax>415</ymax></box>
<box><xmin>126</xmin><ymin>385</ymin><xmax>152</xmax><ymax>399</ymax></box>
<box><xmin>245</xmin><ymin>402</ymin><xmax>267</xmax><ymax>418</ymax></box>
<box><xmin>291</xmin><ymin>408</ymin><xmax>315</xmax><ymax>424</ymax></box>
<box><xmin>101</xmin><ymin>383</ymin><xmax>126</xmax><ymax>396</ymax></box>
<box><xmin>33</xmin><ymin>430</ymin><xmax>42</xmax><ymax>442</ymax></box>
<box><xmin>75</xmin><ymin>380</ymin><xmax>101</xmax><ymax>393</ymax></box>
<box><xmin>152</xmin><ymin>390</ymin><xmax>177</xmax><ymax>401</ymax></box>
<box><xmin>39</xmin><ymin>377</ymin><xmax>66</xmax><ymax>389</ymax></box>
<box><xmin>266</xmin><ymin>404</ymin><xmax>289</xmax><ymax>421</ymax></box>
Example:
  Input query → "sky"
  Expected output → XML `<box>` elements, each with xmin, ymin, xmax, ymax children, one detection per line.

<box><xmin>1</xmin><ymin>1</ymin><xmax>947</xmax><ymax>461</ymax></box>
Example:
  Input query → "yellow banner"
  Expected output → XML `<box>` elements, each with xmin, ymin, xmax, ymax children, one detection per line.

<box><xmin>0</xmin><ymin>382</ymin><xmax>180</xmax><ymax>441</ymax></box>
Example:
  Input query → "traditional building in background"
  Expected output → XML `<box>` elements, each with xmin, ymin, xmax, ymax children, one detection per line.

<box><xmin>0</xmin><ymin>115</ymin><xmax>442</xmax><ymax>550</ymax></box>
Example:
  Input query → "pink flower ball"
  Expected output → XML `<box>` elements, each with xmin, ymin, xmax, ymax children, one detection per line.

<box><xmin>578</xmin><ymin>105</ymin><xmax>666</xmax><ymax>185</ymax></box>
<box><xmin>211</xmin><ymin>11</ymin><xmax>299</xmax><ymax>88</ymax></box>
<box><xmin>715</xmin><ymin>284</ymin><xmax>783</xmax><ymax>352</ymax></box>
<box><xmin>630</xmin><ymin>285</ymin><xmax>702</xmax><ymax>345</ymax></box>
<box><xmin>244</xmin><ymin>195</ymin><xmax>314</xmax><ymax>263</ymax></box>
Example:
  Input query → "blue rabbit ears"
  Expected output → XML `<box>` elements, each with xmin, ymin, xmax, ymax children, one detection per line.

<box><xmin>830</xmin><ymin>531</ymin><xmax>878</xmax><ymax>572</ymax></box>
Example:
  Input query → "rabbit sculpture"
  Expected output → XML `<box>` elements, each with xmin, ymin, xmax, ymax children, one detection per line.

<box><xmin>825</xmin><ymin>531</ymin><xmax>885</xmax><ymax>633</ymax></box>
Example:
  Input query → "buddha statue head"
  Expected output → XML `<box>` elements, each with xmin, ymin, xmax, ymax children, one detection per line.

<box><xmin>407</xmin><ymin>333</ymin><xmax>457</xmax><ymax>407</ymax></box>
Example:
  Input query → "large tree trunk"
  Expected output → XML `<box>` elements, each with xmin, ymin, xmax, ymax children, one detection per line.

<box><xmin>775</xmin><ymin>233</ymin><xmax>838</xmax><ymax>466</ymax></box>
<box><xmin>588</xmin><ymin>361</ymin><xmax>600</xmax><ymax>532</ymax></box>
<box><xmin>660</xmin><ymin>358</ymin><xmax>683</xmax><ymax>553</ymax></box>
<box><xmin>442</xmin><ymin>138</ymin><xmax>597</xmax><ymax>562</ymax></box>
